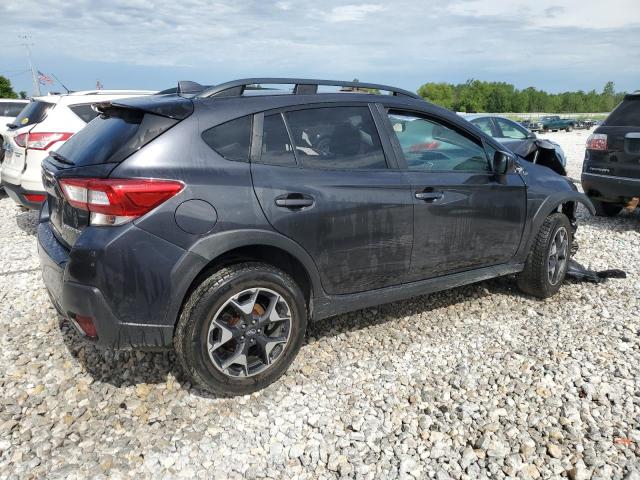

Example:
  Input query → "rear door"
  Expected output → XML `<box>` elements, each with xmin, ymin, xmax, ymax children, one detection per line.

<box><xmin>382</xmin><ymin>107</ymin><xmax>526</xmax><ymax>280</ymax></box>
<box><xmin>250</xmin><ymin>103</ymin><xmax>414</xmax><ymax>295</ymax></box>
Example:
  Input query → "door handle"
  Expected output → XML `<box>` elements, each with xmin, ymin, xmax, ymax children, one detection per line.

<box><xmin>275</xmin><ymin>194</ymin><xmax>314</xmax><ymax>209</ymax></box>
<box><xmin>415</xmin><ymin>191</ymin><xmax>443</xmax><ymax>201</ymax></box>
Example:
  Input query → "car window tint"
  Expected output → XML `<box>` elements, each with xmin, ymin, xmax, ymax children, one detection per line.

<box><xmin>260</xmin><ymin>113</ymin><xmax>296</xmax><ymax>166</ymax></box>
<box><xmin>388</xmin><ymin>111</ymin><xmax>490</xmax><ymax>173</ymax></box>
<box><xmin>11</xmin><ymin>100</ymin><xmax>52</xmax><ymax>128</ymax></box>
<box><xmin>495</xmin><ymin>118</ymin><xmax>528</xmax><ymax>139</ymax></box>
<box><xmin>202</xmin><ymin>115</ymin><xmax>252</xmax><ymax>162</ymax></box>
<box><xmin>69</xmin><ymin>104</ymin><xmax>100</xmax><ymax>123</ymax></box>
<box><xmin>470</xmin><ymin>118</ymin><xmax>493</xmax><ymax>136</ymax></box>
<box><xmin>284</xmin><ymin>106</ymin><xmax>387</xmax><ymax>170</ymax></box>
<box><xmin>0</xmin><ymin>102</ymin><xmax>27</xmax><ymax>118</ymax></box>
<box><xmin>605</xmin><ymin>97</ymin><xmax>640</xmax><ymax>127</ymax></box>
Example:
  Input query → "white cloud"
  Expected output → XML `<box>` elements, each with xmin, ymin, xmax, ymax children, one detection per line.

<box><xmin>323</xmin><ymin>4</ymin><xmax>384</xmax><ymax>23</ymax></box>
<box><xmin>0</xmin><ymin>0</ymin><xmax>638</xmax><ymax>93</ymax></box>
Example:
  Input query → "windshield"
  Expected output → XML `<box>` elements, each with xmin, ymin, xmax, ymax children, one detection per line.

<box><xmin>9</xmin><ymin>100</ymin><xmax>53</xmax><ymax>129</ymax></box>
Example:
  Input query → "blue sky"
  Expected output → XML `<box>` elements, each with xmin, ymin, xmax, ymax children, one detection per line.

<box><xmin>1</xmin><ymin>0</ymin><xmax>639</xmax><ymax>96</ymax></box>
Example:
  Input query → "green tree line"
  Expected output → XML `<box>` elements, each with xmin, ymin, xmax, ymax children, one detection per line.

<box><xmin>0</xmin><ymin>75</ymin><xmax>27</xmax><ymax>99</ymax></box>
<box><xmin>417</xmin><ymin>80</ymin><xmax>626</xmax><ymax>113</ymax></box>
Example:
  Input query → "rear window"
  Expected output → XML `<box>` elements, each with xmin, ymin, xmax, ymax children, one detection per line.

<box><xmin>10</xmin><ymin>100</ymin><xmax>53</xmax><ymax>128</ymax></box>
<box><xmin>605</xmin><ymin>97</ymin><xmax>640</xmax><ymax>127</ymax></box>
<box><xmin>202</xmin><ymin>116</ymin><xmax>252</xmax><ymax>162</ymax></box>
<box><xmin>69</xmin><ymin>104</ymin><xmax>100</xmax><ymax>123</ymax></box>
<box><xmin>0</xmin><ymin>102</ymin><xmax>27</xmax><ymax>118</ymax></box>
<box><xmin>54</xmin><ymin>109</ymin><xmax>177</xmax><ymax>166</ymax></box>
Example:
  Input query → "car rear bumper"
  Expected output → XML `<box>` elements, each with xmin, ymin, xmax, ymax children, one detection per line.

<box><xmin>2</xmin><ymin>180</ymin><xmax>46</xmax><ymax>209</ymax></box>
<box><xmin>581</xmin><ymin>172</ymin><xmax>640</xmax><ymax>201</ymax></box>
<box><xmin>37</xmin><ymin>220</ymin><xmax>174</xmax><ymax>349</ymax></box>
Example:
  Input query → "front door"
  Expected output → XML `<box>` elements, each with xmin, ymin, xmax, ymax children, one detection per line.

<box><xmin>250</xmin><ymin>104</ymin><xmax>414</xmax><ymax>295</ymax></box>
<box><xmin>384</xmin><ymin>109</ymin><xmax>527</xmax><ymax>280</ymax></box>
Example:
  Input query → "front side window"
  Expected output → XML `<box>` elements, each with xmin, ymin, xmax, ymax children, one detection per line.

<box><xmin>202</xmin><ymin>115</ymin><xmax>252</xmax><ymax>162</ymax></box>
<box><xmin>495</xmin><ymin>118</ymin><xmax>528</xmax><ymax>139</ymax></box>
<box><xmin>470</xmin><ymin>117</ymin><xmax>494</xmax><ymax>136</ymax></box>
<box><xmin>284</xmin><ymin>106</ymin><xmax>387</xmax><ymax>170</ymax></box>
<box><xmin>388</xmin><ymin>111</ymin><xmax>490</xmax><ymax>173</ymax></box>
<box><xmin>259</xmin><ymin>113</ymin><xmax>296</xmax><ymax>166</ymax></box>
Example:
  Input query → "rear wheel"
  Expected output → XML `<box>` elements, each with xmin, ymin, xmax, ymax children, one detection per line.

<box><xmin>175</xmin><ymin>262</ymin><xmax>307</xmax><ymax>396</ymax></box>
<box><xmin>566</xmin><ymin>125</ymin><xmax>573</xmax><ymax>132</ymax></box>
<box><xmin>517</xmin><ymin>213</ymin><xmax>572</xmax><ymax>298</ymax></box>
<box><xmin>590</xmin><ymin>198</ymin><xmax>623</xmax><ymax>217</ymax></box>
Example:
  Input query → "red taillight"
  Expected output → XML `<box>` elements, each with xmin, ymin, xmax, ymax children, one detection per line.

<box><xmin>24</xmin><ymin>193</ymin><xmax>46</xmax><ymax>203</ymax></box>
<box><xmin>73</xmin><ymin>314</ymin><xmax>98</xmax><ymax>338</ymax></box>
<box><xmin>586</xmin><ymin>133</ymin><xmax>607</xmax><ymax>151</ymax></box>
<box><xmin>25</xmin><ymin>132</ymin><xmax>73</xmax><ymax>150</ymax></box>
<box><xmin>14</xmin><ymin>133</ymin><xmax>28</xmax><ymax>148</ymax></box>
<box><xmin>58</xmin><ymin>178</ymin><xmax>184</xmax><ymax>226</ymax></box>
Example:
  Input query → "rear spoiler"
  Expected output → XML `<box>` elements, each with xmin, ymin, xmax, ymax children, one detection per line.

<box><xmin>93</xmin><ymin>94</ymin><xmax>194</xmax><ymax>120</ymax></box>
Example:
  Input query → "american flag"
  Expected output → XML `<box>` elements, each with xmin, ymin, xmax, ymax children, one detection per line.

<box><xmin>37</xmin><ymin>70</ymin><xmax>53</xmax><ymax>85</ymax></box>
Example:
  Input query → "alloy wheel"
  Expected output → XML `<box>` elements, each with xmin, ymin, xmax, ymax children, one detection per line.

<box><xmin>207</xmin><ymin>288</ymin><xmax>292</xmax><ymax>377</ymax></box>
<box><xmin>547</xmin><ymin>227</ymin><xmax>568</xmax><ymax>285</ymax></box>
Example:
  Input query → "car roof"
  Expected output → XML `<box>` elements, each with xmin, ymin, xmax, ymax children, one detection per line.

<box><xmin>0</xmin><ymin>98</ymin><xmax>29</xmax><ymax>103</ymax></box>
<box><xmin>460</xmin><ymin>113</ymin><xmax>516</xmax><ymax>122</ymax></box>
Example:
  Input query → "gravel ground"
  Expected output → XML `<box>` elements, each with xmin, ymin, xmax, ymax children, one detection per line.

<box><xmin>1</xmin><ymin>128</ymin><xmax>639</xmax><ymax>479</ymax></box>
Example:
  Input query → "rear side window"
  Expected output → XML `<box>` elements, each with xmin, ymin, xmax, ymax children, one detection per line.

<box><xmin>259</xmin><ymin>113</ymin><xmax>296</xmax><ymax>166</ymax></box>
<box><xmin>69</xmin><ymin>104</ymin><xmax>100</xmax><ymax>123</ymax></box>
<box><xmin>470</xmin><ymin>118</ymin><xmax>493</xmax><ymax>136</ymax></box>
<box><xmin>10</xmin><ymin>100</ymin><xmax>52</xmax><ymax>128</ymax></box>
<box><xmin>605</xmin><ymin>97</ymin><xmax>640</xmax><ymax>127</ymax></box>
<box><xmin>202</xmin><ymin>116</ymin><xmax>252</xmax><ymax>162</ymax></box>
<box><xmin>284</xmin><ymin>106</ymin><xmax>387</xmax><ymax>170</ymax></box>
<box><xmin>0</xmin><ymin>102</ymin><xmax>27</xmax><ymax>118</ymax></box>
<box><xmin>55</xmin><ymin>109</ymin><xmax>177</xmax><ymax>166</ymax></box>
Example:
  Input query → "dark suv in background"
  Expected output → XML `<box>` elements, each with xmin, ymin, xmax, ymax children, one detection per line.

<box><xmin>38</xmin><ymin>78</ymin><xmax>593</xmax><ymax>395</ymax></box>
<box><xmin>582</xmin><ymin>92</ymin><xmax>640</xmax><ymax>216</ymax></box>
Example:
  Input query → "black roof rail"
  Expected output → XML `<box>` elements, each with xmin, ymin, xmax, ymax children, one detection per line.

<box><xmin>196</xmin><ymin>78</ymin><xmax>421</xmax><ymax>100</ymax></box>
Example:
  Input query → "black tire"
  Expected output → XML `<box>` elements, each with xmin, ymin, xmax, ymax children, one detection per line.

<box><xmin>566</xmin><ymin>125</ymin><xmax>573</xmax><ymax>132</ymax></box>
<box><xmin>517</xmin><ymin>213</ymin><xmax>572</xmax><ymax>298</ymax></box>
<box><xmin>175</xmin><ymin>262</ymin><xmax>307</xmax><ymax>396</ymax></box>
<box><xmin>590</xmin><ymin>198</ymin><xmax>623</xmax><ymax>217</ymax></box>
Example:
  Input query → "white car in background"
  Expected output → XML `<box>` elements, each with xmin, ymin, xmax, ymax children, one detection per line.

<box><xmin>1</xmin><ymin>90</ymin><xmax>155</xmax><ymax>209</ymax></box>
<box><xmin>0</xmin><ymin>99</ymin><xmax>29</xmax><ymax>187</ymax></box>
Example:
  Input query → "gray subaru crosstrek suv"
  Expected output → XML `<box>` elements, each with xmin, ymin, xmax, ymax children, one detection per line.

<box><xmin>38</xmin><ymin>78</ymin><xmax>594</xmax><ymax>395</ymax></box>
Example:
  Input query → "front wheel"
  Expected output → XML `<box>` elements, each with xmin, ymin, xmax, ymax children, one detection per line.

<box><xmin>517</xmin><ymin>213</ymin><xmax>572</xmax><ymax>298</ymax></box>
<box><xmin>175</xmin><ymin>262</ymin><xmax>308</xmax><ymax>396</ymax></box>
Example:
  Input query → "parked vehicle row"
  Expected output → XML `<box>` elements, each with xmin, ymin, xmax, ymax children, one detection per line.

<box><xmin>1</xmin><ymin>90</ymin><xmax>154</xmax><ymax>208</ymax></box>
<box><xmin>33</xmin><ymin>77</ymin><xmax>594</xmax><ymax>395</ymax></box>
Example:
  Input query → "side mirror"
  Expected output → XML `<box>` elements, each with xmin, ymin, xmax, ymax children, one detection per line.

<box><xmin>527</xmin><ymin>132</ymin><xmax>537</xmax><ymax>139</ymax></box>
<box><xmin>492</xmin><ymin>151</ymin><xmax>513</xmax><ymax>176</ymax></box>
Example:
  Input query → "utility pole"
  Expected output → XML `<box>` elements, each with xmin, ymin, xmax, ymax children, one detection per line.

<box><xmin>19</xmin><ymin>34</ymin><xmax>41</xmax><ymax>96</ymax></box>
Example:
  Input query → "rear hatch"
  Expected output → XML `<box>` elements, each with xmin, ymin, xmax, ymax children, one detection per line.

<box><xmin>586</xmin><ymin>95</ymin><xmax>640</xmax><ymax>179</ymax></box>
<box><xmin>42</xmin><ymin>94</ymin><xmax>193</xmax><ymax>248</ymax></box>
<box><xmin>3</xmin><ymin>100</ymin><xmax>55</xmax><ymax>175</ymax></box>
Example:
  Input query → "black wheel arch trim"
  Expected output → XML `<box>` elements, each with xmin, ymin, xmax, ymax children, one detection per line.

<box><xmin>515</xmin><ymin>191</ymin><xmax>594</xmax><ymax>263</ymax></box>
<box><xmin>186</xmin><ymin>228</ymin><xmax>324</xmax><ymax>297</ymax></box>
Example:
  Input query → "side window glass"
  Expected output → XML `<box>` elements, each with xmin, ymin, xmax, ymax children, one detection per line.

<box><xmin>470</xmin><ymin>118</ymin><xmax>494</xmax><ymax>136</ymax></box>
<box><xmin>260</xmin><ymin>113</ymin><xmax>296</xmax><ymax>166</ymax></box>
<box><xmin>388</xmin><ymin>111</ymin><xmax>490</xmax><ymax>173</ymax></box>
<box><xmin>70</xmin><ymin>104</ymin><xmax>101</xmax><ymax>123</ymax></box>
<box><xmin>202</xmin><ymin>115</ymin><xmax>252</xmax><ymax>162</ymax></box>
<box><xmin>284</xmin><ymin>106</ymin><xmax>387</xmax><ymax>170</ymax></box>
<box><xmin>496</xmin><ymin>118</ymin><xmax>528</xmax><ymax>139</ymax></box>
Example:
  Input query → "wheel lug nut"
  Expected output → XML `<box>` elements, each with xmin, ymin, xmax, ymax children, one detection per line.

<box><xmin>240</xmin><ymin>336</ymin><xmax>245</xmax><ymax>340</ymax></box>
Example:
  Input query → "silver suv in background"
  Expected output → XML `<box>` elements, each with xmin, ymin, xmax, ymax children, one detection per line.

<box><xmin>1</xmin><ymin>90</ymin><xmax>155</xmax><ymax>209</ymax></box>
